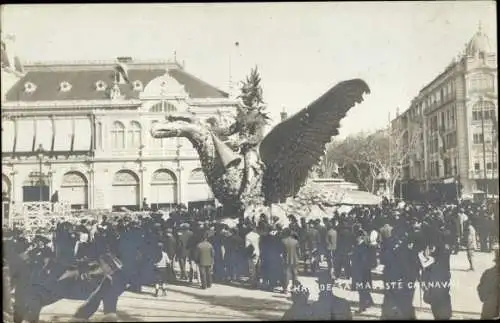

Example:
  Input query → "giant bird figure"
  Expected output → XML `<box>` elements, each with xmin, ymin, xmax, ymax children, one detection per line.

<box><xmin>151</xmin><ymin>79</ymin><xmax>370</xmax><ymax>214</ymax></box>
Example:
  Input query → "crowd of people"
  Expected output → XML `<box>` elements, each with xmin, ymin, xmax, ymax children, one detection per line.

<box><xmin>3</xmin><ymin>198</ymin><xmax>499</xmax><ymax>320</ymax></box>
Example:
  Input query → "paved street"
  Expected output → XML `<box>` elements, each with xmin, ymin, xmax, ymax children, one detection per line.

<box><xmin>38</xmin><ymin>250</ymin><xmax>495</xmax><ymax>321</ymax></box>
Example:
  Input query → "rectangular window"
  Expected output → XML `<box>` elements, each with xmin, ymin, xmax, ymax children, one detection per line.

<box><xmin>487</xmin><ymin>162</ymin><xmax>492</xmax><ymax>170</ymax></box>
<box><xmin>473</xmin><ymin>133</ymin><xmax>484</xmax><ymax>144</ymax></box>
<box><xmin>474</xmin><ymin>163</ymin><xmax>480</xmax><ymax>171</ymax></box>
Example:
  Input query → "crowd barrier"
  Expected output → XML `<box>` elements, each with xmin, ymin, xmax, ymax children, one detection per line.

<box><xmin>5</xmin><ymin>202</ymin><xmax>159</xmax><ymax>232</ymax></box>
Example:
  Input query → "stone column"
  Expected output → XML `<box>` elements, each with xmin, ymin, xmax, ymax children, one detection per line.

<box><xmin>8</xmin><ymin>170</ymin><xmax>17</xmax><ymax>227</ymax></box>
<box><xmin>87</xmin><ymin>168</ymin><xmax>94</xmax><ymax>209</ymax></box>
<box><xmin>139</xmin><ymin>166</ymin><xmax>147</xmax><ymax>207</ymax></box>
<box><xmin>177</xmin><ymin>166</ymin><xmax>186</xmax><ymax>205</ymax></box>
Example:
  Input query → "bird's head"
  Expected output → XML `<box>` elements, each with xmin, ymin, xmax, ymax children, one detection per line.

<box><xmin>150</xmin><ymin>114</ymin><xmax>199</xmax><ymax>139</ymax></box>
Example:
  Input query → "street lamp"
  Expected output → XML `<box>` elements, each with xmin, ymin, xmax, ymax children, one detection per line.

<box><xmin>479</xmin><ymin>97</ymin><xmax>488</xmax><ymax>195</ymax></box>
<box><xmin>36</xmin><ymin>144</ymin><xmax>45</xmax><ymax>202</ymax></box>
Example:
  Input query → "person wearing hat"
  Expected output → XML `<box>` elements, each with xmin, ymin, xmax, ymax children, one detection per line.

<box><xmin>153</xmin><ymin>242</ymin><xmax>169</xmax><ymax>297</ymax></box>
<box><xmin>194</xmin><ymin>231</ymin><xmax>214</xmax><ymax>289</ymax></box>
<box><xmin>334</xmin><ymin>219</ymin><xmax>353</xmax><ymax>280</ymax></box>
<box><xmin>281</xmin><ymin>228</ymin><xmax>301</xmax><ymax>294</ymax></box>
<box><xmin>245</xmin><ymin>223</ymin><xmax>261</xmax><ymax>289</ymax></box>
<box><xmin>325</xmin><ymin>219</ymin><xmax>338</xmax><ymax>280</ymax></box>
<box><xmin>259</xmin><ymin>226</ymin><xmax>273</xmax><ymax>290</ymax></box>
<box><xmin>176</xmin><ymin>222</ymin><xmax>193</xmax><ymax>281</ymax></box>
<box><xmin>163</xmin><ymin>227</ymin><xmax>177</xmax><ymax>281</ymax></box>
<box><xmin>303</xmin><ymin>221</ymin><xmax>320</xmax><ymax>275</ymax></box>
<box><xmin>477</xmin><ymin>249</ymin><xmax>499</xmax><ymax>319</ymax></box>
<box><xmin>464</xmin><ymin>220</ymin><xmax>477</xmax><ymax>271</ymax></box>
<box><xmin>351</xmin><ymin>230</ymin><xmax>374</xmax><ymax>313</ymax></box>
<box><xmin>223</xmin><ymin>227</ymin><xmax>244</xmax><ymax>282</ymax></box>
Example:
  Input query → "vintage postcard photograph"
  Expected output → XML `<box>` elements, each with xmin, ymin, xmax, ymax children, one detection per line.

<box><xmin>1</xmin><ymin>2</ymin><xmax>498</xmax><ymax>322</ymax></box>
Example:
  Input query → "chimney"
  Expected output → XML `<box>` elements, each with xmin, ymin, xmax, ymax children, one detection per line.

<box><xmin>117</xmin><ymin>56</ymin><xmax>133</xmax><ymax>63</ymax></box>
<box><xmin>280</xmin><ymin>107</ymin><xmax>288</xmax><ymax>121</ymax></box>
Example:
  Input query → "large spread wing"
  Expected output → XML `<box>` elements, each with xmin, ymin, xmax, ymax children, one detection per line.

<box><xmin>259</xmin><ymin>79</ymin><xmax>370</xmax><ymax>205</ymax></box>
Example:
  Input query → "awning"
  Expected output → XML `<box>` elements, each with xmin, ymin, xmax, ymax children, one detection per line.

<box><xmin>322</xmin><ymin>189</ymin><xmax>382</xmax><ymax>205</ymax></box>
<box><xmin>73</xmin><ymin>118</ymin><xmax>92</xmax><ymax>151</ymax></box>
<box><xmin>53</xmin><ymin>119</ymin><xmax>73</xmax><ymax>151</ymax></box>
<box><xmin>337</xmin><ymin>190</ymin><xmax>382</xmax><ymax>205</ymax></box>
<box><xmin>2</xmin><ymin>119</ymin><xmax>15</xmax><ymax>152</ymax></box>
<box><xmin>15</xmin><ymin>119</ymin><xmax>35</xmax><ymax>152</ymax></box>
<box><xmin>35</xmin><ymin>119</ymin><xmax>54</xmax><ymax>151</ymax></box>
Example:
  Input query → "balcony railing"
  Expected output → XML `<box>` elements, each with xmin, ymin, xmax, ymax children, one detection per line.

<box><xmin>469</xmin><ymin>169</ymin><xmax>498</xmax><ymax>179</ymax></box>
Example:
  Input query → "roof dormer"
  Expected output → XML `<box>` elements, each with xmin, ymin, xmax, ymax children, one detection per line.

<box><xmin>133</xmin><ymin>80</ymin><xmax>143</xmax><ymax>91</ymax></box>
<box><xmin>24</xmin><ymin>82</ymin><xmax>36</xmax><ymax>94</ymax></box>
<box><xmin>59</xmin><ymin>81</ymin><xmax>72</xmax><ymax>92</ymax></box>
<box><xmin>95</xmin><ymin>80</ymin><xmax>107</xmax><ymax>91</ymax></box>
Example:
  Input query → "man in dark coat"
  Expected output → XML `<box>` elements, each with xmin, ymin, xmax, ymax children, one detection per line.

<box><xmin>224</xmin><ymin>228</ymin><xmax>244</xmax><ymax>281</ymax></box>
<box><xmin>259</xmin><ymin>227</ymin><xmax>272</xmax><ymax>289</ymax></box>
<box><xmin>163</xmin><ymin>227</ymin><xmax>177</xmax><ymax>281</ymax></box>
<box><xmin>176</xmin><ymin>223</ymin><xmax>193</xmax><ymax>280</ymax></box>
<box><xmin>210</xmin><ymin>226</ymin><xmax>226</xmax><ymax>282</ymax></box>
<box><xmin>304</xmin><ymin>221</ymin><xmax>321</xmax><ymax>274</ymax></box>
<box><xmin>325</xmin><ymin>220</ymin><xmax>338</xmax><ymax>279</ymax></box>
<box><xmin>477</xmin><ymin>250</ymin><xmax>499</xmax><ymax>319</ymax></box>
<box><xmin>281</xmin><ymin>229</ymin><xmax>301</xmax><ymax>293</ymax></box>
<box><xmin>195</xmin><ymin>232</ymin><xmax>214</xmax><ymax>289</ymax></box>
<box><xmin>351</xmin><ymin>232</ymin><xmax>374</xmax><ymax>313</ymax></box>
<box><xmin>421</xmin><ymin>241</ymin><xmax>452</xmax><ymax>320</ymax></box>
<box><xmin>334</xmin><ymin>219</ymin><xmax>353</xmax><ymax>279</ymax></box>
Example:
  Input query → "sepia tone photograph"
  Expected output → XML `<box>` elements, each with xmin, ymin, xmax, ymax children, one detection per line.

<box><xmin>1</xmin><ymin>2</ymin><xmax>498</xmax><ymax>321</ymax></box>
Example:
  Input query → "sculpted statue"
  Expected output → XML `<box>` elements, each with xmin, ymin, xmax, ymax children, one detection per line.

<box><xmin>151</xmin><ymin>79</ymin><xmax>370</xmax><ymax>213</ymax></box>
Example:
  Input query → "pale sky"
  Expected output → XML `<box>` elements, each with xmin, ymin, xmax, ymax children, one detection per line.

<box><xmin>1</xmin><ymin>2</ymin><xmax>497</xmax><ymax>138</ymax></box>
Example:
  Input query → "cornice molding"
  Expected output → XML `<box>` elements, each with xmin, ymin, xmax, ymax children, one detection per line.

<box><xmin>23</xmin><ymin>59</ymin><xmax>182</xmax><ymax>72</ymax></box>
<box><xmin>1</xmin><ymin>99</ymin><xmax>142</xmax><ymax>109</ymax></box>
<box><xmin>186</xmin><ymin>98</ymin><xmax>241</xmax><ymax>107</ymax></box>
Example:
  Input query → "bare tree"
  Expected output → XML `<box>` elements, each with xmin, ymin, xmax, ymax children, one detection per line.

<box><xmin>323</xmin><ymin>134</ymin><xmax>376</xmax><ymax>192</ymax></box>
<box><xmin>362</xmin><ymin>123</ymin><xmax>421</xmax><ymax>200</ymax></box>
<box><xmin>322</xmin><ymin>125</ymin><xmax>421</xmax><ymax>199</ymax></box>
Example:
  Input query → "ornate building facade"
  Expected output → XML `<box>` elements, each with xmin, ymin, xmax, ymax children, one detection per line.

<box><xmin>392</xmin><ymin>26</ymin><xmax>498</xmax><ymax>199</ymax></box>
<box><xmin>2</xmin><ymin>53</ymin><xmax>239</xmax><ymax>214</ymax></box>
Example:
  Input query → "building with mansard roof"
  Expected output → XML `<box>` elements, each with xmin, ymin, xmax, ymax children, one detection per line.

<box><xmin>391</xmin><ymin>25</ymin><xmax>498</xmax><ymax>200</ymax></box>
<box><xmin>2</xmin><ymin>47</ymin><xmax>240</xmax><ymax>215</ymax></box>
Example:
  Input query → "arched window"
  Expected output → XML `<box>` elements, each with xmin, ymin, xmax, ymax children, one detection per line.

<box><xmin>151</xmin><ymin>169</ymin><xmax>177</xmax><ymax>209</ymax></box>
<box><xmin>112</xmin><ymin>170</ymin><xmax>140</xmax><ymax>210</ymax></box>
<box><xmin>111</xmin><ymin>121</ymin><xmax>125</xmax><ymax>149</ymax></box>
<box><xmin>60</xmin><ymin>171</ymin><xmax>88</xmax><ymax>209</ymax></box>
<box><xmin>128</xmin><ymin>121</ymin><xmax>142</xmax><ymax>148</ymax></box>
<box><xmin>150</xmin><ymin>101</ymin><xmax>178</xmax><ymax>113</ymax></box>
<box><xmin>187</xmin><ymin>168</ymin><xmax>213</xmax><ymax>205</ymax></box>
